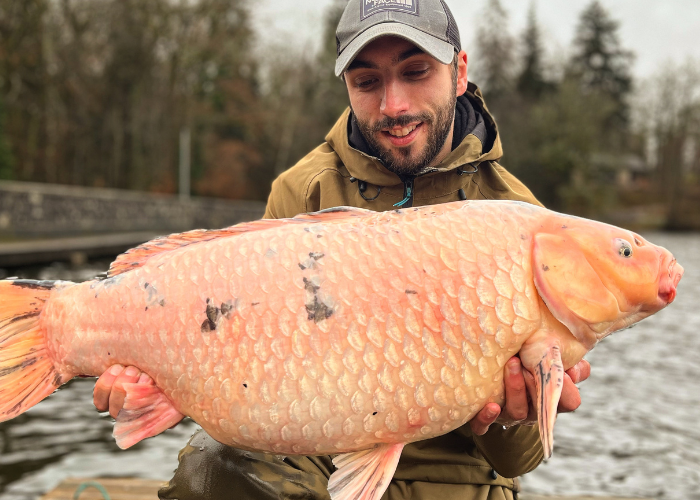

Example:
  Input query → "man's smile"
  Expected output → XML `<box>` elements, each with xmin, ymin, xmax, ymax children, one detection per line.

<box><xmin>381</xmin><ymin>122</ymin><xmax>423</xmax><ymax>146</ymax></box>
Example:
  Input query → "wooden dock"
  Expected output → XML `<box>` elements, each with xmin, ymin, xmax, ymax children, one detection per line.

<box><xmin>40</xmin><ymin>478</ymin><xmax>646</xmax><ymax>500</ymax></box>
<box><xmin>41</xmin><ymin>478</ymin><xmax>165</xmax><ymax>500</ymax></box>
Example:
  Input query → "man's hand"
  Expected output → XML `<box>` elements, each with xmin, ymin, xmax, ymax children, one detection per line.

<box><xmin>469</xmin><ymin>356</ymin><xmax>591</xmax><ymax>436</ymax></box>
<box><xmin>94</xmin><ymin>365</ymin><xmax>184</xmax><ymax>430</ymax></box>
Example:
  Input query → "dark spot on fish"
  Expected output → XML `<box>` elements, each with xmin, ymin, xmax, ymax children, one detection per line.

<box><xmin>243</xmin><ymin>383</ymin><xmax>248</xmax><ymax>388</ymax></box>
<box><xmin>221</xmin><ymin>300</ymin><xmax>234</xmax><ymax>319</ymax></box>
<box><xmin>394</xmin><ymin>209</ymin><xmax>403</xmax><ymax>214</ymax></box>
<box><xmin>317</xmin><ymin>234</ymin><xmax>323</xmax><ymax>238</ymax></box>
<box><xmin>201</xmin><ymin>319</ymin><xmax>217</xmax><ymax>333</ymax></box>
<box><xmin>108</xmin><ymin>352</ymin><xmax>111</xmax><ymax>356</ymax></box>
<box><xmin>251</xmin><ymin>302</ymin><xmax>260</xmax><ymax>306</ymax></box>
<box><xmin>405</xmin><ymin>290</ymin><xmax>417</xmax><ymax>294</ymax></box>
<box><xmin>131</xmin><ymin>262</ymin><xmax>139</xmax><ymax>266</ymax></box>
<box><xmin>520</xmin><ymin>234</ymin><xmax>526</xmax><ymax>240</ymax></box>
<box><xmin>144</xmin><ymin>282</ymin><xmax>149</xmax><ymax>289</ymax></box>
<box><xmin>306</xmin><ymin>297</ymin><xmax>334</xmax><ymax>322</ymax></box>
<box><xmin>206</xmin><ymin>301</ymin><xmax>221</xmax><ymax>324</ymax></box>
<box><xmin>298</xmin><ymin>263</ymin><xmax>306</xmax><ymax>270</ymax></box>
<box><xmin>95</xmin><ymin>294</ymin><xmax>98</xmax><ymax>298</ymax></box>
<box><xmin>372</xmin><ymin>412</ymin><xmax>377</xmax><ymax>415</ymax></box>
<box><xmin>561</xmin><ymin>225</ymin><xmax>568</xmax><ymax>229</ymax></box>
<box><xmin>413</xmin><ymin>208</ymin><xmax>419</xmax><ymax>211</ymax></box>
<box><xmin>160</xmin><ymin>299</ymin><xmax>166</xmax><ymax>307</ymax></box>
<box><xmin>542</xmin><ymin>265</ymin><xmax>549</xmax><ymax>271</ymax></box>
<box><xmin>309</xmin><ymin>252</ymin><xmax>324</xmax><ymax>261</ymax></box>
<box><xmin>304</xmin><ymin>227</ymin><xmax>311</xmax><ymax>232</ymax></box>
<box><xmin>303</xmin><ymin>277</ymin><xmax>320</xmax><ymax>293</ymax></box>
<box><xmin>145</xmin><ymin>307</ymin><xmax>148</xmax><ymax>311</ymax></box>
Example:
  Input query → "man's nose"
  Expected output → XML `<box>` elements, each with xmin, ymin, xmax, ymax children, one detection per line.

<box><xmin>380</xmin><ymin>81</ymin><xmax>409</xmax><ymax>117</ymax></box>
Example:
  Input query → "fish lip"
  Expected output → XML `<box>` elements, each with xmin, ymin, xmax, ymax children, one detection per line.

<box><xmin>658</xmin><ymin>257</ymin><xmax>683</xmax><ymax>305</ymax></box>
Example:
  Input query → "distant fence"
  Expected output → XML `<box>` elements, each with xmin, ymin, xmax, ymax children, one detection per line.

<box><xmin>0</xmin><ymin>181</ymin><xmax>267</xmax><ymax>238</ymax></box>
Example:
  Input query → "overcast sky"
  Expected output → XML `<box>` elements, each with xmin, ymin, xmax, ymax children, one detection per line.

<box><xmin>250</xmin><ymin>0</ymin><xmax>700</xmax><ymax>79</ymax></box>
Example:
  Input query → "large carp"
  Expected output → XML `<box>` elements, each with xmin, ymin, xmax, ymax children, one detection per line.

<box><xmin>0</xmin><ymin>200</ymin><xmax>683</xmax><ymax>500</ymax></box>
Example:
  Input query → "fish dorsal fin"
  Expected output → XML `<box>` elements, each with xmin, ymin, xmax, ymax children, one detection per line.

<box><xmin>328</xmin><ymin>443</ymin><xmax>404</xmax><ymax>500</ymax></box>
<box><xmin>108</xmin><ymin>220</ymin><xmax>299</xmax><ymax>277</ymax></box>
<box><xmin>108</xmin><ymin>207</ymin><xmax>373</xmax><ymax>277</ymax></box>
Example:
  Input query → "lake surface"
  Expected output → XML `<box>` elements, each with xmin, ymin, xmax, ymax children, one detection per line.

<box><xmin>1</xmin><ymin>233</ymin><xmax>698</xmax><ymax>499</ymax></box>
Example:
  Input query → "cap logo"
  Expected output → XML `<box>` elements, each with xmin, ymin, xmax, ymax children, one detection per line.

<box><xmin>361</xmin><ymin>0</ymin><xmax>419</xmax><ymax>20</ymax></box>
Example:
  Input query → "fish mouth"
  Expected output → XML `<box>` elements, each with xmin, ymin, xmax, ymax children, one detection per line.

<box><xmin>658</xmin><ymin>257</ymin><xmax>683</xmax><ymax>305</ymax></box>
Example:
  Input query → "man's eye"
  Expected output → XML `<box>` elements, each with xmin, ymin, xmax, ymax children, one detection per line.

<box><xmin>356</xmin><ymin>78</ymin><xmax>378</xmax><ymax>88</ymax></box>
<box><xmin>405</xmin><ymin>69</ymin><xmax>429</xmax><ymax>78</ymax></box>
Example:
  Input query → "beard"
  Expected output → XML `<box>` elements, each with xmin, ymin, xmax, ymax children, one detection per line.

<box><xmin>355</xmin><ymin>92</ymin><xmax>457</xmax><ymax>177</ymax></box>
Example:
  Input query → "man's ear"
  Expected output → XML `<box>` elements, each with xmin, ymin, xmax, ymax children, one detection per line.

<box><xmin>456</xmin><ymin>50</ymin><xmax>468</xmax><ymax>95</ymax></box>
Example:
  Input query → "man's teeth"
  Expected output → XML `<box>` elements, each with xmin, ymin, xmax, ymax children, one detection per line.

<box><xmin>388</xmin><ymin>125</ymin><xmax>417</xmax><ymax>137</ymax></box>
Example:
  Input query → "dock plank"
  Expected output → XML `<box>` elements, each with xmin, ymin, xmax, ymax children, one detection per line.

<box><xmin>41</xmin><ymin>478</ymin><xmax>165</xmax><ymax>500</ymax></box>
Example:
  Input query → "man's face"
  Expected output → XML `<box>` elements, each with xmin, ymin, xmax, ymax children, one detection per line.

<box><xmin>344</xmin><ymin>37</ymin><xmax>466</xmax><ymax>176</ymax></box>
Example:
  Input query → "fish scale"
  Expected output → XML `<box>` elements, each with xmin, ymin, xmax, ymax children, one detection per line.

<box><xmin>0</xmin><ymin>200</ymin><xmax>683</xmax><ymax>500</ymax></box>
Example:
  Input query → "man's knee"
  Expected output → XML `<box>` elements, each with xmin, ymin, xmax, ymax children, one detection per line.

<box><xmin>159</xmin><ymin>429</ymin><xmax>333</xmax><ymax>500</ymax></box>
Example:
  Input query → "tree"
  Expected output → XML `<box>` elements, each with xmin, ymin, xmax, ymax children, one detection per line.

<box><xmin>569</xmin><ymin>1</ymin><xmax>634</xmax><ymax>128</ymax></box>
<box><xmin>516</xmin><ymin>4</ymin><xmax>551</xmax><ymax>99</ymax></box>
<box><xmin>472</xmin><ymin>0</ymin><xmax>516</xmax><ymax>103</ymax></box>
<box><xmin>635</xmin><ymin>59</ymin><xmax>700</xmax><ymax>229</ymax></box>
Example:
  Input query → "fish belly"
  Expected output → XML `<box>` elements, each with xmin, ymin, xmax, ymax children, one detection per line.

<box><xmin>43</xmin><ymin>202</ymin><xmax>544</xmax><ymax>455</ymax></box>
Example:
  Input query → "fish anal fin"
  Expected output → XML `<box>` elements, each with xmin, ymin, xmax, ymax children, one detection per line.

<box><xmin>113</xmin><ymin>382</ymin><xmax>184</xmax><ymax>449</ymax></box>
<box><xmin>531</xmin><ymin>345</ymin><xmax>564</xmax><ymax>460</ymax></box>
<box><xmin>328</xmin><ymin>443</ymin><xmax>404</xmax><ymax>500</ymax></box>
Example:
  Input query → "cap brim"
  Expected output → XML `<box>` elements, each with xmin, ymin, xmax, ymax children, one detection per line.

<box><xmin>335</xmin><ymin>23</ymin><xmax>454</xmax><ymax>77</ymax></box>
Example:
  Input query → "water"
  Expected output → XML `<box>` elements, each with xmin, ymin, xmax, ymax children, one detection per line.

<box><xmin>1</xmin><ymin>234</ymin><xmax>699</xmax><ymax>499</ymax></box>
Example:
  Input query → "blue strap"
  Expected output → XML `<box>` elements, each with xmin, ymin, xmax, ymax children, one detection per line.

<box><xmin>393</xmin><ymin>185</ymin><xmax>413</xmax><ymax>207</ymax></box>
<box><xmin>73</xmin><ymin>481</ymin><xmax>112</xmax><ymax>500</ymax></box>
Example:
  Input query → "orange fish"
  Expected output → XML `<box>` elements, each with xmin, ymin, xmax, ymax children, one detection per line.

<box><xmin>0</xmin><ymin>201</ymin><xmax>683</xmax><ymax>500</ymax></box>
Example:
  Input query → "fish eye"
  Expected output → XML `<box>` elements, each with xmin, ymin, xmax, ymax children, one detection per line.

<box><xmin>615</xmin><ymin>238</ymin><xmax>633</xmax><ymax>258</ymax></box>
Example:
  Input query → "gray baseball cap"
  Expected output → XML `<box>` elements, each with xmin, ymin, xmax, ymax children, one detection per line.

<box><xmin>335</xmin><ymin>0</ymin><xmax>461</xmax><ymax>77</ymax></box>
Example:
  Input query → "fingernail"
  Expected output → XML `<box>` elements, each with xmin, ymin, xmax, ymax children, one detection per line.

<box><xmin>138</xmin><ymin>373</ymin><xmax>151</xmax><ymax>384</ymax></box>
<box><xmin>125</xmin><ymin>366</ymin><xmax>139</xmax><ymax>377</ymax></box>
<box><xmin>109</xmin><ymin>365</ymin><xmax>124</xmax><ymax>376</ymax></box>
<box><xmin>485</xmin><ymin>408</ymin><xmax>497</xmax><ymax>419</ymax></box>
<box><xmin>508</xmin><ymin>360</ymin><xmax>521</xmax><ymax>375</ymax></box>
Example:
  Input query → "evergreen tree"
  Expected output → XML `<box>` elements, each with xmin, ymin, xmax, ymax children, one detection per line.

<box><xmin>473</xmin><ymin>0</ymin><xmax>516</xmax><ymax>103</ymax></box>
<box><xmin>517</xmin><ymin>4</ymin><xmax>551</xmax><ymax>99</ymax></box>
<box><xmin>569</xmin><ymin>1</ymin><xmax>634</xmax><ymax>126</ymax></box>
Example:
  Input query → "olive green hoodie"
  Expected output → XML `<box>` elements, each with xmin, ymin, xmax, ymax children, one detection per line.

<box><xmin>264</xmin><ymin>83</ymin><xmax>541</xmax><ymax>220</ymax></box>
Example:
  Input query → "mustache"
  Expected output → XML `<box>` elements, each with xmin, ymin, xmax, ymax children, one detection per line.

<box><xmin>370</xmin><ymin>113</ymin><xmax>433</xmax><ymax>133</ymax></box>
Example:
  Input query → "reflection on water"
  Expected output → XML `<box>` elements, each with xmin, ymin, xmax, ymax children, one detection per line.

<box><xmin>1</xmin><ymin>234</ymin><xmax>699</xmax><ymax>499</ymax></box>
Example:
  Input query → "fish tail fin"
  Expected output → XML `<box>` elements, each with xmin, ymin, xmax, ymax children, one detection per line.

<box><xmin>0</xmin><ymin>279</ymin><xmax>67</xmax><ymax>422</ymax></box>
<box><xmin>531</xmin><ymin>344</ymin><xmax>564</xmax><ymax>460</ymax></box>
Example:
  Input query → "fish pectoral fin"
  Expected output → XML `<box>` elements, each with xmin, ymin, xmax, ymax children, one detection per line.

<box><xmin>533</xmin><ymin>345</ymin><xmax>564</xmax><ymax>460</ymax></box>
<box><xmin>328</xmin><ymin>443</ymin><xmax>404</xmax><ymax>500</ymax></box>
<box><xmin>113</xmin><ymin>382</ymin><xmax>184</xmax><ymax>449</ymax></box>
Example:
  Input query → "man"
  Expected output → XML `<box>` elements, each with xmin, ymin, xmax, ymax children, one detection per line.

<box><xmin>94</xmin><ymin>0</ymin><xmax>590</xmax><ymax>498</ymax></box>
